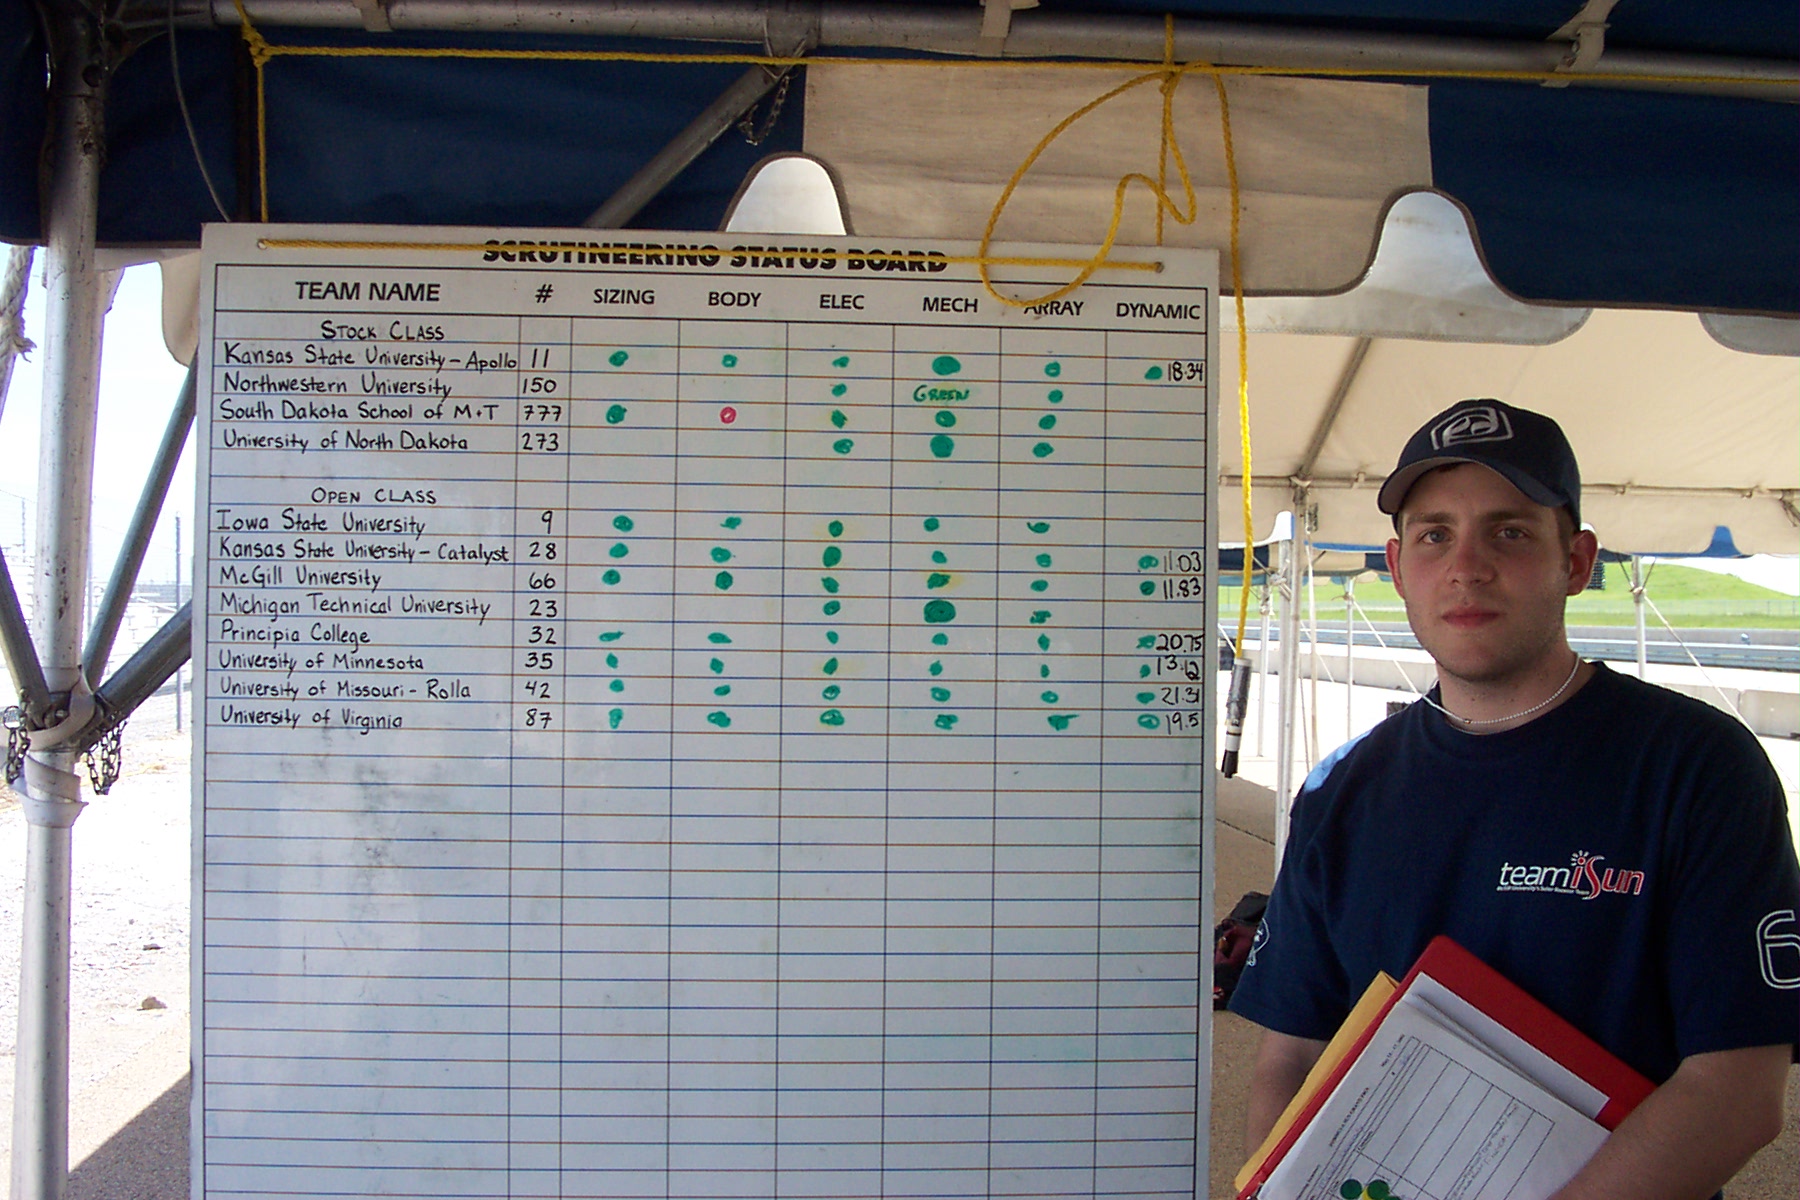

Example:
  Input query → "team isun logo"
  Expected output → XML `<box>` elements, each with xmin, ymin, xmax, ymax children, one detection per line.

<box><xmin>1495</xmin><ymin>849</ymin><xmax>1646</xmax><ymax>900</ymax></box>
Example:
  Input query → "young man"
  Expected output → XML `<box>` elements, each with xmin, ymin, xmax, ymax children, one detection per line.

<box><xmin>1229</xmin><ymin>399</ymin><xmax>1798</xmax><ymax>1200</ymax></box>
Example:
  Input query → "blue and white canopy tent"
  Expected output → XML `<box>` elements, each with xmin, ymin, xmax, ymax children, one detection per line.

<box><xmin>0</xmin><ymin>2</ymin><xmax>1795</xmax><ymax>1196</ymax></box>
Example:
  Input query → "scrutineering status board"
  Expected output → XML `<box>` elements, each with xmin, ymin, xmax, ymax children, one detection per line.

<box><xmin>193</xmin><ymin>224</ymin><xmax>1218</xmax><ymax>1200</ymax></box>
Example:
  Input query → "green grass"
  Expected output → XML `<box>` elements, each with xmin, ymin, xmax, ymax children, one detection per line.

<box><xmin>1220</xmin><ymin>562</ymin><xmax>1800</xmax><ymax>630</ymax></box>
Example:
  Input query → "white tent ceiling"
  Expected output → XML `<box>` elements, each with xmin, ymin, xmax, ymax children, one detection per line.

<box><xmin>1217</xmin><ymin>307</ymin><xmax>1800</xmax><ymax>553</ymax></box>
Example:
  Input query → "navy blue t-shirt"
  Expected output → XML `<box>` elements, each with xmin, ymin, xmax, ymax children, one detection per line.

<box><xmin>1230</xmin><ymin>663</ymin><xmax>1800</xmax><ymax>1087</ymax></box>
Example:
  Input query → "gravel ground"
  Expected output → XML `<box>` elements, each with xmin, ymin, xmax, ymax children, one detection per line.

<box><xmin>0</xmin><ymin>689</ymin><xmax>192</xmax><ymax>1180</ymax></box>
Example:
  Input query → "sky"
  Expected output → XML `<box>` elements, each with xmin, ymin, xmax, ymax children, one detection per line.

<box><xmin>0</xmin><ymin>261</ymin><xmax>1794</xmax><ymax>598</ymax></box>
<box><xmin>2</xmin><ymin>263</ymin><xmax>193</xmax><ymax>592</ymax></box>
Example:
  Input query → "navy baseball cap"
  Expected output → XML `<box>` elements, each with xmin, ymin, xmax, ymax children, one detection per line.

<box><xmin>1378</xmin><ymin>399</ymin><xmax>1581</xmax><ymax>526</ymax></box>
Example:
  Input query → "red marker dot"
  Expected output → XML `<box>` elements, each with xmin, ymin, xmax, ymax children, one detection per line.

<box><xmin>720</xmin><ymin>406</ymin><xmax>737</xmax><ymax>424</ymax></box>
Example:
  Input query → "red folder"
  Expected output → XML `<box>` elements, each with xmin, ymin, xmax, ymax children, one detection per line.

<box><xmin>1235</xmin><ymin>935</ymin><xmax>1655</xmax><ymax>1200</ymax></box>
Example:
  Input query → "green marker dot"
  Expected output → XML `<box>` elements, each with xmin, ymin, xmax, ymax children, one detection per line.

<box><xmin>830</xmin><ymin>407</ymin><xmax>847</xmax><ymax>426</ymax></box>
<box><xmin>715</xmin><ymin>571</ymin><xmax>734</xmax><ymax>590</ymax></box>
<box><xmin>1047</xmin><ymin>389</ymin><xmax>1064</xmax><ymax>404</ymax></box>
<box><xmin>1044</xmin><ymin>361</ymin><xmax>1061</xmax><ymax>377</ymax></box>
<box><xmin>1032</xmin><ymin>442</ymin><xmax>1055</xmax><ymax>458</ymax></box>
<box><xmin>710</xmin><ymin>546</ymin><xmax>732</xmax><ymax>564</ymax></box>
<box><xmin>1035</xmin><ymin>553</ymin><xmax>1053</xmax><ymax>569</ymax></box>
<box><xmin>931</xmin><ymin>633</ymin><xmax>949</xmax><ymax>646</ymax></box>
<box><xmin>825</xmin><ymin>630</ymin><xmax>839</xmax><ymax>645</ymax></box>
<box><xmin>923</xmin><ymin>599</ymin><xmax>958</xmax><ymax>624</ymax></box>
<box><xmin>721</xmin><ymin>354</ymin><xmax>738</xmax><ymax>368</ymax></box>
<box><xmin>822</xmin><ymin>545</ymin><xmax>842</xmax><ymax>568</ymax></box>
<box><xmin>708</xmin><ymin>632</ymin><xmax>732</xmax><ymax>644</ymax></box>
<box><xmin>1038</xmin><ymin>413</ymin><xmax>1057</xmax><ymax>431</ymax></box>
<box><xmin>609</xmin><ymin>543</ymin><xmax>630</xmax><ymax>559</ymax></box>
<box><xmin>832</xmin><ymin>355</ymin><xmax>850</xmax><ymax>368</ymax></box>
<box><xmin>934</xmin><ymin>410</ymin><xmax>956</xmax><ymax>428</ymax></box>
<box><xmin>605</xmin><ymin>404</ymin><xmax>627</xmax><ymax>425</ymax></box>
<box><xmin>1030</xmin><ymin>579</ymin><xmax>1049</xmax><ymax>593</ymax></box>
<box><xmin>928</xmin><ymin>661</ymin><xmax>943</xmax><ymax>677</ymax></box>
<box><xmin>935</xmin><ymin>713</ymin><xmax>959</xmax><ymax>730</ymax></box>
<box><xmin>1027</xmin><ymin>521</ymin><xmax>1050</xmax><ymax>533</ymax></box>
<box><xmin>1138</xmin><ymin>554</ymin><xmax>1159</xmax><ymax>570</ymax></box>
<box><xmin>926</xmin><ymin>572</ymin><xmax>951</xmax><ymax>590</ymax></box>
<box><xmin>930</xmin><ymin>686</ymin><xmax>951</xmax><ymax>703</ymax></box>
<box><xmin>1041</xmin><ymin>691</ymin><xmax>1059</xmax><ymax>704</ymax></box>
<box><xmin>1047</xmin><ymin>714</ymin><xmax>1075</xmax><ymax>731</ymax></box>
<box><xmin>822</xmin><ymin>684</ymin><xmax>841</xmax><ymax>701</ymax></box>
<box><xmin>1030</xmin><ymin>611</ymin><xmax>1051</xmax><ymax>625</ymax></box>
<box><xmin>1137</xmin><ymin>634</ymin><xmax>1156</xmax><ymax>648</ymax></box>
<box><xmin>1137</xmin><ymin>692</ymin><xmax>1157</xmax><ymax>704</ymax></box>
<box><xmin>608</xmin><ymin>350</ymin><xmax>628</xmax><ymax>367</ymax></box>
<box><xmin>833</xmin><ymin>438</ymin><xmax>855</xmax><ymax>455</ymax></box>
<box><xmin>821</xmin><ymin>577</ymin><xmax>840</xmax><ymax>594</ymax></box>
<box><xmin>605</xmin><ymin>652</ymin><xmax>619</xmax><ymax>668</ymax></box>
<box><xmin>1139</xmin><ymin>664</ymin><xmax>1152</xmax><ymax>678</ymax></box>
<box><xmin>602</xmin><ymin>569</ymin><xmax>621</xmax><ymax>586</ymax></box>
<box><xmin>1144</xmin><ymin>365</ymin><xmax>1164</xmax><ymax>381</ymax></box>
<box><xmin>714</xmin><ymin>684</ymin><xmax>731</xmax><ymax>697</ymax></box>
<box><xmin>1139</xmin><ymin>580</ymin><xmax>1157</xmax><ymax>596</ymax></box>
<box><xmin>722</xmin><ymin>516</ymin><xmax>742</xmax><ymax>530</ymax></box>
<box><xmin>709</xmin><ymin>658</ymin><xmax>724</xmax><ymax>674</ymax></box>
<box><xmin>823</xmin><ymin>600</ymin><xmax>841</xmax><ymax>616</ymax></box>
<box><xmin>828</xmin><ymin>520</ymin><xmax>844</xmax><ymax>538</ymax></box>
<box><xmin>608</xmin><ymin>708</ymin><xmax>623</xmax><ymax>729</ymax></box>
<box><xmin>931</xmin><ymin>550</ymin><xmax>948</xmax><ymax>564</ymax></box>
<box><xmin>1367</xmin><ymin>1184</ymin><xmax>1391</xmax><ymax>1200</ymax></box>
<box><xmin>931</xmin><ymin>355</ymin><xmax>962</xmax><ymax>376</ymax></box>
<box><xmin>1040</xmin><ymin>665</ymin><xmax>1051</xmax><ymax>678</ymax></box>
<box><xmin>831</xmin><ymin>383</ymin><xmax>848</xmax><ymax>398</ymax></box>
<box><xmin>930</xmin><ymin>434</ymin><xmax>955</xmax><ymax>458</ymax></box>
<box><xmin>923</xmin><ymin>517</ymin><xmax>941</xmax><ymax>532</ymax></box>
<box><xmin>1037</xmin><ymin>634</ymin><xmax>1051</xmax><ymax>651</ymax></box>
<box><xmin>707</xmin><ymin>711</ymin><xmax>732</xmax><ymax>728</ymax></box>
<box><xmin>609</xmin><ymin>679</ymin><xmax>625</xmax><ymax>694</ymax></box>
<box><xmin>820</xmin><ymin>709</ymin><xmax>845</xmax><ymax>726</ymax></box>
<box><xmin>1138</xmin><ymin>713</ymin><xmax>1162</xmax><ymax>730</ymax></box>
<box><xmin>1340</xmin><ymin>1183</ymin><xmax>1363</xmax><ymax>1200</ymax></box>
<box><xmin>611</xmin><ymin>514</ymin><xmax>634</xmax><ymax>533</ymax></box>
<box><xmin>599</xmin><ymin>631</ymin><xmax>624</xmax><ymax>643</ymax></box>
<box><xmin>823</xmin><ymin>657</ymin><xmax>840</xmax><ymax>676</ymax></box>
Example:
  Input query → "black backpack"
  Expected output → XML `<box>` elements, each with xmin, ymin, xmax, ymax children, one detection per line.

<box><xmin>1212</xmin><ymin>891</ymin><xmax>1269</xmax><ymax>1009</ymax></box>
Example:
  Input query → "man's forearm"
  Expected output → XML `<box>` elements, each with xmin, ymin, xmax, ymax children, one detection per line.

<box><xmin>1548</xmin><ymin>1045</ymin><xmax>1791</xmax><ymax>1200</ymax></box>
<box><xmin>1244</xmin><ymin>1030</ymin><xmax>1328</xmax><ymax>1157</ymax></box>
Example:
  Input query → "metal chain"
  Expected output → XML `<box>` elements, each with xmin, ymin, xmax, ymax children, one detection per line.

<box><xmin>736</xmin><ymin>68</ymin><xmax>793</xmax><ymax>147</ymax></box>
<box><xmin>82</xmin><ymin>724</ymin><xmax>123</xmax><ymax>795</ymax></box>
<box><xmin>3</xmin><ymin>705</ymin><xmax>27</xmax><ymax>786</ymax></box>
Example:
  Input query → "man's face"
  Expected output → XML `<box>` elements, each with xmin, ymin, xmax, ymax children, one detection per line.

<box><xmin>1384</xmin><ymin>463</ymin><xmax>1598</xmax><ymax>689</ymax></box>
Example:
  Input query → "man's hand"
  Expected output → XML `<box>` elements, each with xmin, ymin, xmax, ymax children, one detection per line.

<box><xmin>1244</xmin><ymin>1029</ymin><xmax>1328</xmax><ymax>1158</ymax></box>
<box><xmin>1547</xmin><ymin>1044</ymin><xmax>1791</xmax><ymax>1200</ymax></box>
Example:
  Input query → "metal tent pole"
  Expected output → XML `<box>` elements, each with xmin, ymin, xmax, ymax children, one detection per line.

<box><xmin>1631</xmin><ymin>555</ymin><xmax>1648</xmax><ymax>679</ymax></box>
<box><xmin>1253</xmin><ymin>584</ymin><xmax>1271</xmax><ymax>758</ymax></box>
<box><xmin>583</xmin><ymin>64</ymin><xmax>795</xmax><ymax>230</ymax></box>
<box><xmin>1272</xmin><ymin>522</ymin><xmax>1302</xmax><ymax>871</ymax></box>
<box><xmin>1344</xmin><ymin>575</ymin><xmax>1355</xmax><ymax>744</ymax></box>
<box><xmin>82</xmin><ymin>367</ymin><xmax>197</xmax><ymax>686</ymax></box>
<box><xmin>11</xmin><ymin>7</ymin><xmax>109</xmax><ymax>1198</ymax></box>
<box><xmin>195</xmin><ymin>2</ymin><xmax>1798</xmax><ymax>99</ymax></box>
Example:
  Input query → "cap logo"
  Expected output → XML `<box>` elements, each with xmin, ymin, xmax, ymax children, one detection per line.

<box><xmin>1431</xmin><ymin>404</ymin><xmax>1513</xmax><ymax>450</ymax></box>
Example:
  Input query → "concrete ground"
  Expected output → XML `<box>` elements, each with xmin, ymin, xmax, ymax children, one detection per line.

<box><xmin>5</xmin><ymin>687</ymin><xmax>1797</xmax><ymax>1198</ymax></box>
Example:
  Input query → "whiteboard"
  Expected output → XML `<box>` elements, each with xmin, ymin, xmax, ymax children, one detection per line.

<box><xmin>193</xmin><ymin>224</ymin><xmax>1218</xmax><ymax>1200</ymax></box>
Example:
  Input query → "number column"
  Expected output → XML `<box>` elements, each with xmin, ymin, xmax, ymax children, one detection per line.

<box><xmin>1097</xmin><ymin>330</ymin><xmax>1208</xmax><ymax>1199</ymax></box>
<box><xmin>510</xmin><ymin>317</ymin><xmax>571</xmax><ymax>1196</ymax></box>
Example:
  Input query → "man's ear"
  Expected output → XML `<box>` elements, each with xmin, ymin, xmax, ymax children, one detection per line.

<box><xmin>1565</xmin><ymin>528</ymin><xmax>1600</xmax><ymax>597</ymax></box>
<box><xmin>1384</xmin><ymin>538</ymin><xmax>1406</xmax><ymax>599</ymax></box>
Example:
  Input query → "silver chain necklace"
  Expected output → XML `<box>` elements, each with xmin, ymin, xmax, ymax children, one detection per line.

<box><xmin>1423</xmin><ymin>656</ymin><xmax>1583</xmax><ymax>729</ymax></box>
